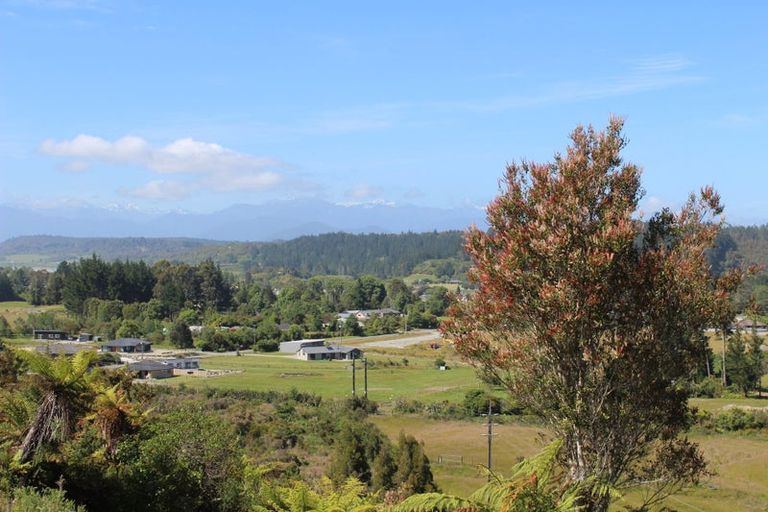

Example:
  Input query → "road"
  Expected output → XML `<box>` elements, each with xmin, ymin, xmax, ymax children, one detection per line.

<box><xmin>359</xmin><ymin>330</ymin><xmax>442</xmax><ymax>348</ymax></box>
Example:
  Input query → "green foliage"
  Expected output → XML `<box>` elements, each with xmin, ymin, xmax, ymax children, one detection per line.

<box><xmin>724</xmin><ymin>331</ymin><xmax>764</xmax><ymax>396</ymax></box>
<box><xmin>328</xmin><ymin>419</ymin><xmax>395</xmax><ymax>490</ymax></box>
<box><xmin>0</xmin><ymin>317</ymin><xmax>12</xmax><ymax>338</ymax></box>
<box><xmin>688</xmin><ymin>377</ymin><xmax>724</xmax><ymax>398</ymax></box>
<box><xmin>327</xmin><ymin>422</ymin><xmax>435</xmax><ymax>496</ymax></box>
<box><xmin>393</xmin><ymin>432</ymin><xmax>435</xmax><ymax>495</ymax></box>
<box><xmin>423</xmin><ymin>287</ymin><xmax>451</xmax><ymax>317</ymax></box>
<box><xmin>697</xmin><ymin>407</ymin><xmax>768</xmax><ymax>432</ymax></box>
<box><xmin>117</xmin><ymin>407</ymin><xmax>244</xmax><ymax>512</ymax></box>
<box><xmin>115</xmin><ymin>319</ymin><xmax>142</xmax><ymax>339</ymax></box>
<box><xmin>14</xmin><ymin>350</ymin><xmax>99</xmax><ymax>462</ymax></box>
<box><xmin>246</xmin><ymin>231</ymin><xmax>468</xmax><ymax>278</ymax></box>
<box><xmin>244</xmin><ymin>472</ymin><xmax>379</xmax><ymax>512</ymax></box>
<box><xmin>169</xmin><ymin>320</ymin><xmax>193</xmax><ymax>349</ymax></box>
<box><xmin>60</xmin><ymin>256</ymin><xmax>155</xmax><ymax>315</ymax></box>
<box><xmin>0</xmin><ymin>272</ymin><xmax>20</xmax><ymax>302</ymax></box>
<box><xmin>5</xmin><ymin>487</ymin><xmax>86</xmax><ymax>512</ymax></box>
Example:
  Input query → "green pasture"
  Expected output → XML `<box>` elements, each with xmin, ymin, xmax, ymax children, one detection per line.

<box><xmin>372</xmin><ymin>415</ymin><xmax>548</xmax><ymax>496</ymax></box>
<box><xmin>372</xmin><ymin>415</ymin><xmax>768</xmax><ymax>511</ymax></box>
<box><xmin>0</xmin><ymin>301</ymin><xmax>67</xmax><ymax>324</ymax></box>
<box><xmin>691</xmin><ymin>396</ymin><xmax>768</xmax><ymax>412</ymax></box>
<box><xmin>167</xmin><ymin>352</ymin><xmax>480</xmax><ymax>403</ymax></box>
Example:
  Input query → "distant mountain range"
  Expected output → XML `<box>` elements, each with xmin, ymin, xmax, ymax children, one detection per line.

<box><xmin>0</xmin><ymin>200</ymin><xmax>485</xmax><ymax>242</ymax></box>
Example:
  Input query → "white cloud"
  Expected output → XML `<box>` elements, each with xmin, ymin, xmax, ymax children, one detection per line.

<box><xmin>61</xmin><ymin>160</ymin><xmax>90</xmax><ymax>172</ymax></box>
<box><xmin>205</xmin><ymin>170</ymin><xmax>282</xmax><ymax>192</ymax></box>
<box><xmin>637</xmin><ymin>195</ymin><xmax>676</xmax><ymax>218</ymax></box>
<box><xmin>40</xmin><ymin>134</ymin><xmax>286</xmax><ymax>196</ymax></box>
<box><xmin>41</xmin><ymin>134</ymin><xmax>149</xmax><ymax>162</ymax></box>
<box><xmin>345</xmin><ymin>184</ymin><xmax>381</xmax><ymax>200</ymax></box>
<box><xmin>121</xmin><ymin>180</ymin><xmax>197</xmax><ymax>201</ymax></box>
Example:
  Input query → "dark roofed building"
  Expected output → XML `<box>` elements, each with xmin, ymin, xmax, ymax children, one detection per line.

<box><xmin>296</xmin><ymin>345</ymin><xmax>362</xmax><ymax>361</ymax></box>
<box><xmin>127</xmin><ymin>360</ymin><xmax>173</xmax><ymax>379</ymax></box>
<box><xmin>101</xmin><ymin>338</ymin><xmax>152</xmax><ymax>353</ymax></box>
<box><xmin>33</xmin><ymin>329</ymin><xmax>69</xmax><ymax>341</ymax></box>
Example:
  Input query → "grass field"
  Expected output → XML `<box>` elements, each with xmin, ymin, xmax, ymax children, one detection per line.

<box><xmin>691</xmin><ymin>396</ymin><xmax>768</xmax><ymax>412</ymax></box>
<box><xmin>167</xmin><ymin>352</ymin><xmax>481</xmax><ymax>404</ymax></box>
<box><xmin>0</xmin><ymin>301</ymin><xmax>67</xmax><ymax>324</ymax></box>
<box><xmin>372</xmin><ymin>415</ymin><xmax>768</xmax><ymax>511</ymax></box>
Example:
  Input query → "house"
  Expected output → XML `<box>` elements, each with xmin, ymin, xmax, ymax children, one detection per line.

<box><xmin>296</xmin><ymin>345</ymin><xmax>362</xmax><ymax>361</ymax></box>
<box><xmin>101</xmin><ymin>338</ymin><xmax>152</xmax><ymax>353</ymax></box>
<box><xmin>279</xmin><ymin>339</ymin><xmax>326</xmax><ymax>353</ymax></box>
<box><xmin>160</xmin><ymin>358</ymin><xmax>200</xmax><ymax>370</ymax></box>
<box><xmin>78</xmin><ymin>333</ymin><xmax>94</xmax><ymax>342</ymax></box>
<box><xmin>337</xmin><ymin>308</ymin><xmax>401</xmax><ymax>323</ymax></box>
<box><xmin>35</xmin><ymin>344</ymin><xmax>95</xmax><ymax>357</ymax></box>
<box><xmin>734</xmin><ymin>319</ymin><xmax>768</xmax><ymax>332</ymax></box>
<box><xmin>33</xmin><ymin>329</ymin><xmax>69</xmax><ymax>341</ymax></box>
<box><xmin>127</xmin><ymin>360</ymin><xmax>174</xmax><ymax>379</ymax></box>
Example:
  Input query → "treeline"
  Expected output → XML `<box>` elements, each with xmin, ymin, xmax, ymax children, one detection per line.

<box><xmin>0</xmin><ymin>256</ymin><xmax>231</xmax><ymax>315</ymax></box>
<box><xmin>1</xmin><ymin>231</ymin><xmax>470</xmax><ymax>279</ymax></box>
<box><xmin>0</xmin><ymin>350</ymin><xmax>435</xmax><ymax>511</ymax></box>
<box><xmin>241</xmin><ymin>231</ymin><xmax>468</xmax><ymax>277</ymax></box>
<box><xmin>2</xmin><ymin>256</ymin><xmax>453</xmax><ymax>350</ymax></box>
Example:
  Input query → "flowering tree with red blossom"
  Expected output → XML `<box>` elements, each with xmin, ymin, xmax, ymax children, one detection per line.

<box><xmin>442</xmin><ymin>118</ymin><xmax>742</xmax><ymax>512</ymax></box>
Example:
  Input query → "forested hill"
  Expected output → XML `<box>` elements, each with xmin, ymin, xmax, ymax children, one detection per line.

<box><xmin>4</xmin><ymin>226</ymin><xmax>768</xmax><ymax>283</ymax></box>
<box><xmin>0</xmin><ymin>236</ymin><xmax>227</xmax><ymax>268</ymax></box>
<box><xmin>0</xmin><ymin>231</ymin><xmax>469</xmax><ymax>278</ymax></box>
<box><xmin>244</xmin><ymin>231</ymin><xmax>467</xmax><ymax>277</ymax></box>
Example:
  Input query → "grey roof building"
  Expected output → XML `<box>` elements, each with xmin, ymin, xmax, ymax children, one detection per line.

<box><xmin>296</xmin><ymin>345</ymin><xmax>362</xmax><ymax>361</ymax></box>
<box><xmin>101</xmin><ymin>338</ymin><xmax>152</xmax><ymax>353</ymax></box>
<box><xmin>279</xmin><ymin>338</ymin><xmax>326</xmax><ymax>353</ymax></box>
<box><xmin>127</xmin><ymin>360</ymin><xmax>173</xmax><ymax>379</ymax></box>
<box><xmin>35</xmin><ymin>344</ymin><xmax>95</xmax><ymax>357</ymax></box>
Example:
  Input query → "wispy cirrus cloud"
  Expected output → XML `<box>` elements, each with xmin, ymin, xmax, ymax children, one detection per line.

<box><xmin>40</xmin><ymin>134</ymin><xmax>286</xmax><ymax>200</ymax></box>
<box><xmin>436</xmin><ymin>55</ymin><xmax>702</xmax><ymax>113</ymax></box>
<box><xmin>17</xmin><ymin>0</ymin><xmax>107</xmax><ymax>10</ymax></box>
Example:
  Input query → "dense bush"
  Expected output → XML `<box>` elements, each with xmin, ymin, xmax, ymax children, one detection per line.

<box><xmin>3</xmin><ymin>487</ymin><xmax>86</xmax><ymax>512</ymax></box>
<box><xmin>688</xmin><ymin>377</ymin><xmax>725</xmax><ymax>398</ymax></box>
<box><xmin>697</xmin><ymin>408</ymin><xmax>768</xmax><ymax>432</ymax></box>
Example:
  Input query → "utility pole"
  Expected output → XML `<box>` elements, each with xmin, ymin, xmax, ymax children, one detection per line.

<box><xmin>352</xmin><ymin>357</ymin><xmax>356</xmax><ymax>397</ymax></box>
<box><xmin>363</xmin><ymin>358</ymin><xmax>368</xmax><ymax>399</ymax></box>
<box><xmin>481</xmin><ymin>401</ymin><xmax>497</xmax><ymax>481</ymax></box>
<box><xmin>722</xmin><ymin>326</ymin><xmax>727</xmax><ymax>386</ymax></box>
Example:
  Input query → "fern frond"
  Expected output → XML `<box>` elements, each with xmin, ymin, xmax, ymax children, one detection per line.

<box><xmin>393</xmin><ymin>492</ymin><xmax>482</xmax><ymax>512</ymax></box>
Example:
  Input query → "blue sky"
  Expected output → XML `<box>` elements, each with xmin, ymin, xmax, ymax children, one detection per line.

<box><xmin>1</xmin><ymin>1</ymin><xmax>766</xmax><ymax>223</ymax></box>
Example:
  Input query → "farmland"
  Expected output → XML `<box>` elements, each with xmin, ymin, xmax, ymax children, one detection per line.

<box><xmin>151</xmin><ymin>346</ymin><xmax>768</xmax><ymax>509</ymax></box>
<box><xmin>371</xmin><ymin>416</ymin><xmax>768</xmax><ymax>511</ymax></box>
<box><xmin>167</xmin><ymin>350</ymin><xmax>478</xmax><ymax>404</ymax></box>
<box><xmin>2</xmin><ymin>302</ymin><xmax>767</xmax><ymax>510</ymax></box>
